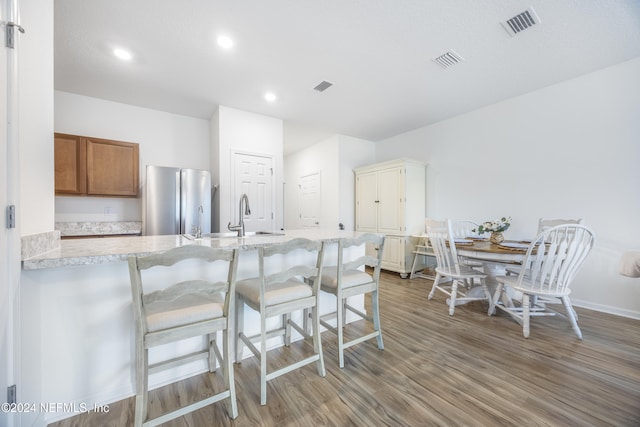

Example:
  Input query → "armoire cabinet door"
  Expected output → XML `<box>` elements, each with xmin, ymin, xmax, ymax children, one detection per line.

<box><xmin>377</xmin><ymin>167</ymin><xmax>404</xmax><ymax>234</ymax></box>
<box><xmin>380</xmin><ymin>235</ymin><xmax>404</xmax><ymax>271</ymax></box>
<box><xmin>355</xmin><ymin>170</ymin><xmax>379</xmax><ymax>232</ymax></box>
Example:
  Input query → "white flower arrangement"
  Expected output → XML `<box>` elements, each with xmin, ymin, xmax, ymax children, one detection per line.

<box><xmin>473</xmin><ymin>217</ymin><xmax>511</xmax><ymax>234</ymax></box>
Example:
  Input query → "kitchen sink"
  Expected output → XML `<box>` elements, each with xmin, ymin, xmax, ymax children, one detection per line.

<box><xmin>183</xmin><ymin>231</ymin><xmax>284</xmax><ymax>240</ymax></box>
<box><xmin>244</xmin><ymin>231</ymin><xmax>285</xmax><ymax>236</ymax></box>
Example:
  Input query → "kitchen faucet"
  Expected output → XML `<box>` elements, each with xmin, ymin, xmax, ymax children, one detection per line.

<box><xmin>228</xmin><ymin>193</ymin><xmax>251</xmax><ymax>237</ymax></box>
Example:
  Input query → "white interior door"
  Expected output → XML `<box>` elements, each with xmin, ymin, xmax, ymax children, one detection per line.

<box><xmin>0</xmin><ymin>4</ymin><xmax>10</xmax><ymax>424</ymax></box>
<box><xmin>299</xmin><ymin>172</ymin><xmax>321</xmax><ymax>228</ymax></box>
<box><xmin>233</xmin><ymin>152</ymin><xmax>274</xmax><ymax>232</ymax></box>
<box><xmin>1</xmin><ymin>0</ymin><xmax>21</xmax><ymax>425</ymax></box>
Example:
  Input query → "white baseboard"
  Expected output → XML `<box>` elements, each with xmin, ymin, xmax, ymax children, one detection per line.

<box><xmin>572</xmin><ymin>299</ymin><xmax>640</xmax><ymax>320</ymax></box>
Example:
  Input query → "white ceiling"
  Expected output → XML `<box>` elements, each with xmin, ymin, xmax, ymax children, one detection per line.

<box><xmin>54</xmin><ymin>0</ymin><xmax>640</xmax><ymax>155</ymax></box>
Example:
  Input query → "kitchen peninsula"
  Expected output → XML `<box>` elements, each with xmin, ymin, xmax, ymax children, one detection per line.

<box><xmin>20</xmin><ymin>229</ymin><xmax>367</xmax><ymax>426</ymax></box>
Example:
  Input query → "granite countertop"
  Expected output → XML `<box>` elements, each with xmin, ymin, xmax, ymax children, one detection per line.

<box><xmin>22</xmin><ymin>229</ymin><xmax>361</xmax><ymax>270</ymax></box>
<box><xmin>56</xmin><ymin>221</ymin><xmax>142</xmax><ymax>237</ymax></box>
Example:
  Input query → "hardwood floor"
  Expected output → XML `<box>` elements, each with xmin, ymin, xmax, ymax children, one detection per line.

<box><xmin>50</xmin><ymin>271</ymin><xmax>640</xmax><ymax>426</ymax></box>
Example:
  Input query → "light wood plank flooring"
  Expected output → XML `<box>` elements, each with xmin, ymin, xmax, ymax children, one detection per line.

<box><xmin>50</xmin><ymin>271</ymin><xmax>640</xmax><ymax>426</ymax></box>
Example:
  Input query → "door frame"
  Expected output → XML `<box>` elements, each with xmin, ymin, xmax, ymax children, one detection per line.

<box><xmin>2</xmin><ymin>0</ymin><xmax>23</xmax><ymax>426</ymax></box>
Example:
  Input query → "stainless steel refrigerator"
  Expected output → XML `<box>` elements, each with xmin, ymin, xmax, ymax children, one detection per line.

<box><xmin>144</xmin><ymin>165</ymin><xmax>211</xmax><ymax>236</ymax></box>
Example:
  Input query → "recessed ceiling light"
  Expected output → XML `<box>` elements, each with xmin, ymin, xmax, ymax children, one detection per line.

<box><xmin>264</xmin><ymin>92</ymin><xmax>277</xmax><ymax>102</ymax></box>
<box><xmin>217</xmin><ymin>35</ymin><xmax>234</xmax><ymax>49</ymax></box>
<box><xmin>113</xmin><ymin>48</ymin><xmax>132</xmax><ymax>61</ymax></box>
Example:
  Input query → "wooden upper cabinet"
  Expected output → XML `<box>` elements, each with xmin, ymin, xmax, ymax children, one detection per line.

<box><xmin>54</xmin><ymin>133</ymin><xmax>139</xmax><ymax>197</ymax></box>
<box><xmin>86</xmin><ymin>137</ymin><xmax>139</xmax><ymax>196</ymax></box>
<box><xmin>54</xmin><ymin>134</ymin><xmax>87</xmax><ymax>194</ymax></box>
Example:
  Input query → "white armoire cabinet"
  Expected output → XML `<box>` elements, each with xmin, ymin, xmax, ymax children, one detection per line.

<box><xmin>354</xmin><ymin>159</ymin><xmax>426</xmax><ymax>277</ymax></box>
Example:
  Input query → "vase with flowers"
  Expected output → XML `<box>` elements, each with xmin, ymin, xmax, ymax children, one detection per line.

<box><xmin>473</xmin><ymin>217</ymin><xmax>512</xmax><ymax>244</ymax></box>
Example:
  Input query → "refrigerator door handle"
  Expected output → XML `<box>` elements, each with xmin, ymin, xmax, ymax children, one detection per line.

<box><xmin>176</xmin><ymin>170</ymin><xmax>182</xmax><ymax>234</ymax></box>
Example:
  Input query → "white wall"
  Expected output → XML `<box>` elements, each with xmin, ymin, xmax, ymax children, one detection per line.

<box><xmin>376</xmin><ymin>57</ymin><xmax>640</xmax><ymax>318</ymax></box>
<box><xmin>19</xmin><ymin>0</ymin><xmax>54</xmax><ymax>236</ymax></box>
<box><xmin>284</xmin><ymin>135</ymin><xmax>339</xmax><ymax>230</ymax></box>
<box><xmin>213</xmin><ymin>106</ymin><xmax>284</xmax><ymax>231</ymax></box>
<box><xmin>54</xmin><ymin>91</ymin><xmax>210</xmax><ymax>222</ymax></box>
<box><xmin>283</xmin><ymin>134</ymin><xmax>375</xmax><ymax>231</ymax></box>
<box><xmin>338</xmin><ymin>135</ymin><xmax>377</xmax><ymax>231</ymax></box>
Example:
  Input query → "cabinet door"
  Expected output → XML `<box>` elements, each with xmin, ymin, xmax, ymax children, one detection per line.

<box><xmin>54</xmin><ymin>133</ymin><xmax>86</xmax><ymax>194</ymax></box>
<box><xmin>364</xmin><ymin>241</ymin><xmax>378</xmax><ymax>260</ymax></box>
<box><xmin>355</xmin><ymin>171</ymin><xmax>378</xmax><ymax>232</ymax></box>
<box><xmin>86</xmin><ymin>138</ymin><xmax>139</xmax><ymax>196</ymax></box>
<box><xmin>381</xmin><ymin>235</ymin><xmax>404</xmax><ymax>272</ymax></box>
<box><xmin>377</xmin><ymin>167</ymin><xmax>404</xmax><ymax>234</ymax></box>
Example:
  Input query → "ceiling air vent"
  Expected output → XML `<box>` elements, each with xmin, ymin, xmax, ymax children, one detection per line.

<box><xmin>432</xmin><ymin>50</ymin><xmax>464</xmax><ymax>69</ymax></box>
<box><xmin>313</xmin><ymin>81</ymin><xmax>333</xmax><ymax>92</ymax></box>
<box><xmin>501</xmin><ymin>6</ymin><xmax>541</xmax><ymax>37</ymax></box>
